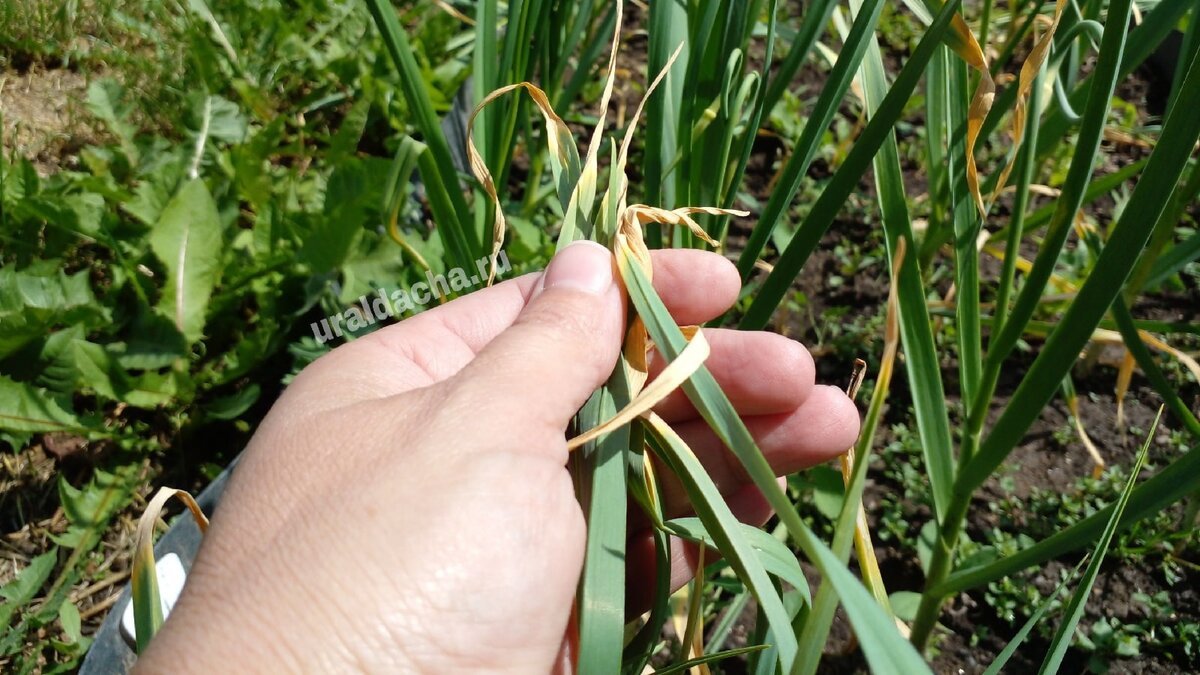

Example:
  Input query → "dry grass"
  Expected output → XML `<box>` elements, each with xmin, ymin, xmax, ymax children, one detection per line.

<box><xmin>1</xmin><ymin>0</ymin><xmax>184</xmax><ymax>172</ymax></box>
<box><xmin>0</xmin><ymin>68</ymin><xmax>100</xmax><ymax>174</ymax></box>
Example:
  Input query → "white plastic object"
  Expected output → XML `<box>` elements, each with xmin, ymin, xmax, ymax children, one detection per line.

<box><xmin>120</xmin><ymin>552</ymin><xmax>187</xmax><ymax>648</ymax></box>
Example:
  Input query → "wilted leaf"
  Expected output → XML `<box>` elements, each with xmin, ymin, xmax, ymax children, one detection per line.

<box><xmin>131</xmin><ymin>487</ymin><xmax>209</xmax><ymax>653</ymax></box>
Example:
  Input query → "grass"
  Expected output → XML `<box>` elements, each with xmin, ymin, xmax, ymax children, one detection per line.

<box><xmin>2</xmin><ymin>0</ymin><xmax>1200</xmax><ymax>672</ymax></box>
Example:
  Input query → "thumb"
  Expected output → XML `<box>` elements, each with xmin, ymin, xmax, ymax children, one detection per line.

<box><xmin>448</xmin><ymin>240</ymin><xmax>626</xmax><ymax>440</ymax></box>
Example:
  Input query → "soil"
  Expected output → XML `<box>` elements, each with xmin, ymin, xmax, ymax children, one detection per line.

<box><xmin>3</xmin><ymin>4</ymin><xmax>1198</xmax><ymax>673</ymax></box>
<box><xmin>713</xmin><ymin>228</ymin><xmax>1200</xmax><ymax>675</ymax></box>
<box><xmin>0</xmin><ymin>65</ymin><xmax>100</xmax><ymax>175</ymax></box>
<box><xmin>701</xmin><ymin>13</ymin><xmax>1200</xmax><ymax>668</ymax></box>
<box><xmin>728</xmin><ymin>113</ymin><xmax>1198</xmax><ymax>675</ymax></box>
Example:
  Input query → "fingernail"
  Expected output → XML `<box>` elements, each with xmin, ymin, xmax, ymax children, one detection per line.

<box><xmin>539</xmin><ymin>240</ymin><xmax>614</xmax><ymax>296</ymax></box>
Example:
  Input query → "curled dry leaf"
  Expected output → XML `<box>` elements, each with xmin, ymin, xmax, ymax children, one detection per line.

<box><xmin>567</xmin><ymin>330</ymin><xmax>711</xmax><ymax>451</ymax></box>
<box><xmin>988</xmin><ymin>0</ymin><xmax>1069</xmax><ymax>209</ymax></box>
<box><xmin>131</xmin><ymin>487</ymin><xmax>208</xmax><ymax>653</ymax></box>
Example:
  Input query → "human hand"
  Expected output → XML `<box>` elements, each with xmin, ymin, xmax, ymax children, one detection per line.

<box><xmin>136</xmin><ymin>242</ymin><xmax>859</xmax><ymax>673</ymax></box>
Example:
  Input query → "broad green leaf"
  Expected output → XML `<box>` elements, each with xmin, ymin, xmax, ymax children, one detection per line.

<box><xmin>186</xmin><ymin>93</ymin><xmax>247</xmax><ymax>146</ymax></box>
<box><xmin>804</xmin><ymin>465</ymin><xmax>846</xmax><ymax>521</ymax></box>
<box><xmin>0</xmin><ymin>551</ymin><xmax>57</xmax><ymax>629</ymax></box>
<box><xmin>115</xmin><ymin>307</ymin><xmax>189</xmax><ymax>371</ymax></box>
<box><xmin>1</xmin><ymin>157</ymin><xmax>39</xmax><ymax>204</ymax></box>
<box><xmin>14</xmin><ymin>195</ymin><xmax>98</xmax><ymax>257</ymax></box>
<box><xmin>57</xmin><ymin>600</ymin><xmax>85</xmax><ymax>646</ymax></box>
<box><xmin>70</xmin><ymin>341</ymin><xmax>123</xmax><ymax>401</ymax></box>
<box><xmin>299</xmin><ymin>159</ymin><xmax>374</xmax><ymax>275</ymax></box>
<box><xmin>149</xmin><ymin>179</ymin><xmax>224</xmax><ymax>344</ymax></box>
<box><xmin>888</xmin><ymin>591</ymin><xmax>922</xmax><ymax>623</ymax></box>
<box><xmin>0</xmin><ymin>375</ymin><xmax>81</xmax><ymax>435</ymax></box>
<box><xmin>328</xmin><ymin>99</ymin><xmax>372</xmax><ymax>165</ymax></box>
<box><xmin>124</xmin><ymin>162</ymin><xmax>184</xmax><ymax>227</ymax></box>
<box><xmin>85</xmin><ymin>79</ymin><xmax>138</xmax><ymax>159</ymax></box>
<box><xmin>26</xmin><ymin>325</ymin><xmax>87</xmax><ymax>396</ymax></box>
<box><xmin>53</xmin><ymin>467</ymin><xmax>139</xmax><ymax>552</ymax></box>
<box><xmin>70</xmin><ymin>340</ymin><xmax>175</xmax><ymax>408</ymax></box>
<box><xmin>204</xmin><ymin>384</ymin><xmax>262</xmax><ymax>421</ymax></box>
<box><xmin>0</xmin><ymin>263</ymin><xmax>103</xmax><ymax>359</ymax></box>
<box><xmin>63</xmin><ymin>192</ymin><xmax>105</xmax><ymax>237</ymax></box>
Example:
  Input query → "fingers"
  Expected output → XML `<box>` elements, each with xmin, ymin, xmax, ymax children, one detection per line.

<box><xmin>278</xmin><ymin>274</ymin><xmax>541</xmax><ymax>419</ymax></box>
<box><xmin>396</xmin><ymin>248</ymin><xmax>736</xmax><ymax>356</ymax></box>
<box><xmin>644</xmin><ymin>249</ymin><xmax>741</xmax><ymax>325</ymax></box>
<box><xmin>651</xmin><ymin>329</ymin><xmax>816</xmax><ymax>423</ymax></box>
<box><xmin>282</xmin><ymin>248</ymin><xmax>741</xmax><ymax>414</ymax></box>
<box><xmin>443</xmin><ymin>241</ymin><xmax>626</xmax><ymax>443</ymax></box>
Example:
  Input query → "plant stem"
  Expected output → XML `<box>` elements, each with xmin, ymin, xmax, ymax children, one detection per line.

<box><xmin>910</xmin><ymin>487</ymin><xmax>972</xmax><ymax>650</ymax></box>
<box><xmin>992</xmin><ymin>61</ymin><xmax>1043</xmax><ymax>337</ymax></box>
<box><xmin>966</xmin><ymin>60</ymin><xmax>1046</xmax><ymax>447</ymax></box>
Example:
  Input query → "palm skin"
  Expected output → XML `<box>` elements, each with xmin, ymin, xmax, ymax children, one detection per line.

<box><xmin>137</xmin><ymin>243</ymin><xmax>859</xmax><ymax>673</ymax></box>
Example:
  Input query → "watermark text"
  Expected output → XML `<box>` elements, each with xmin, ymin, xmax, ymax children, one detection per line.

<box><xmin>311</xmin><ymin>252</ymin><xmax>510</xmax><ymax>344</ymax></box>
